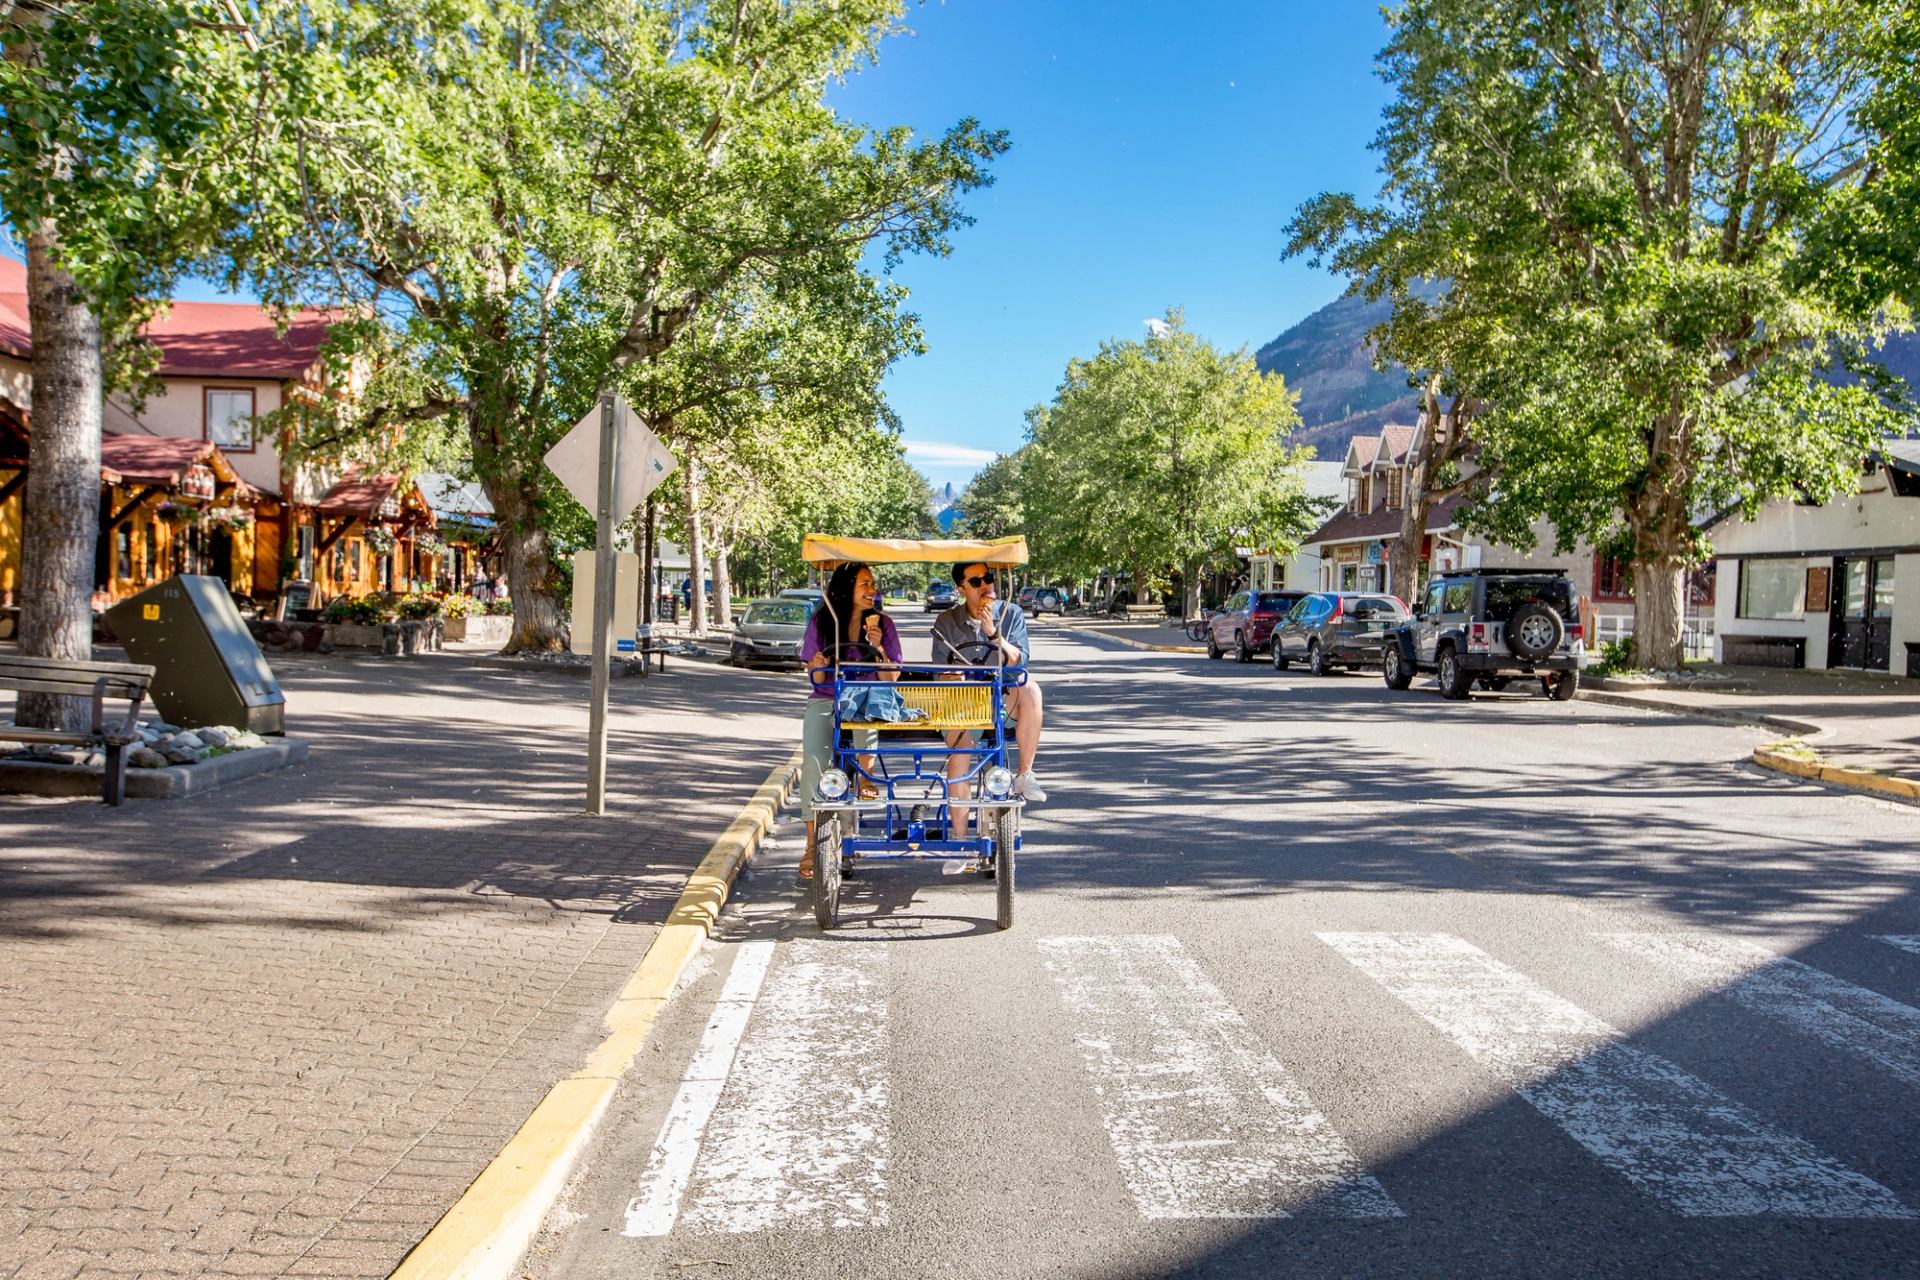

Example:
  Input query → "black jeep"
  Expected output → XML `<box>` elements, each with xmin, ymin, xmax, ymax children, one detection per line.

<box><xmin>1383</xmin><ymin>568</ymin><xmax>1588</xmax><ymax>701</ymax></box>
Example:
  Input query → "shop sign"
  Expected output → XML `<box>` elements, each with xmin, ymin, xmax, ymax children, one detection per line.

<box><xmin>1365</xmin><ymin>542</ymin><xmax>1383</xmax><ymax>564</ymax></box>
<box><xmin>1333</xmin><ymin>544</ymin><xmax>1362</xmax><ymax>564</ymax></box>
<box><xmin>181</xmin><ymin>464</ymin><xmax>216</xmax><ymax>500</ymax></box>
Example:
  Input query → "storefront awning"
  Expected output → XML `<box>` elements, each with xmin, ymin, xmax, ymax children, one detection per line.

<box><xmin>99</xmin><ymin>432</ymin><xmax>253</xmax><ymax>498</ymax></box>
<box><xmin>314</xmin><ymin>467</ymin><xmax>436</xmax><ymax>528</ymax></box>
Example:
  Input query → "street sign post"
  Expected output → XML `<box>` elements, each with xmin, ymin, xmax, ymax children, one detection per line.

<box><xmin>544</xmin><ymin>395</ymin><xmax>677</xmax><ymax>814</ymax></box>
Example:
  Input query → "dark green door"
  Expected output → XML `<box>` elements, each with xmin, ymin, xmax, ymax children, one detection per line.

<box><xmin>1828</xmin><ymin>556</ymin><xmax>1894</xmax><ymax>670</ymax></box>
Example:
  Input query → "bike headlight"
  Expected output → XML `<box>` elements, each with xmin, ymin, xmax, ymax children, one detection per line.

<box><xmin>983</xmin><ymin>766</ymin><xmax>1015</xmax><ymax>800</ymax></box>
<box><xmin>816</xmin><ymin>768</ymin><xmax>850</xmax><ymax>801</ymax></box>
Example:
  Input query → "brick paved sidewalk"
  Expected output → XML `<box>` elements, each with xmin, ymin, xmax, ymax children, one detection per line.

<box><xmin>1585</xmin><ymin>663</ymin><xmax>1920</xmax><ymax>779</ymax></box>
<box><xmin>0</xmin><ymin>653</ymin><xmax>802</xmax><ymax>1279</ymax></box>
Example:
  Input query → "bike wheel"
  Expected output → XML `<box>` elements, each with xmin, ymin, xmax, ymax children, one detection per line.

<box><xmin>811</xmin><ymin>813</ymin><xmax>842</xmax><ymax>930</ymax></box>
<box><xmin>994</xmin><ymin>807</ymin><xmax>1018</xmax><ymax>930</ymax></box>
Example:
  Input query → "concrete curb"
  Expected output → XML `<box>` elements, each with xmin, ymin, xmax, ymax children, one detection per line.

<box><xmin>1079</xmin><ymin>629</ymin><xmax>1207</xmax><ymax>656</ymax></box>
<box><xmin>0</xmin><ymin>739</ymin><xmax>311</xmax><ymax>800</ymax></box>
<box><xmin>1573</xmin><ymin>689</ymin><xmax>1825</xmax><ymax>738</ymax></box>
<box><xmin>387</xmin><ymin>746</ymin><xmax>803</xmax><ymax>1280</ymax></box>
<box><xmin>1752</xmin><ymin>744</ymin><xmax>1920</xmax><ymax>806</ymax></box>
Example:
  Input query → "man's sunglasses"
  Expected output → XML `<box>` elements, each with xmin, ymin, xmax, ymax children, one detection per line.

<box><xmin>962</xmin><ymin>573</ymin><xmax>993</xmax><ymax>588</ymax></box>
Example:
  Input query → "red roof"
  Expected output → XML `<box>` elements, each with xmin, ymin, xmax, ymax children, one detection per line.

<box><xmin>1304</xmin><ymin>492</ymin><xmax>1470</xmax><ymax>546</ymax></box>
<box><xmin>0</xmin><ymin>256</ymin><xmax>336</xmax><ymax>378</ymax></box>
<box><xmin>98</xmin><ymin>431</ymin><xmax>248</xmax><ymax>494</ymax></box>
<box><xmin>315</xmin><ymin>468</ymin><xmax>399</xmax><ymax>516</ymax></box>
<box><xmin>0</xmin><ymin>255</ymin><xmax>28</xmax><ymax>358</ymax></box>
<box><xmin>1347</xmin><ymin>436</ymin><xmax>1380</xmax><ymax>470</ymax></box>
<box><xmin>1379</xmin><ymin>424</ymin><xmax>1416</xmax><ymax>463</ymax></box>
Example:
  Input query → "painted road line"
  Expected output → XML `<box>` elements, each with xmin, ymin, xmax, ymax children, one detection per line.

<box><xmin>1600</xmin><ymin>933</ymin><xmax>1920</xmax><ymax>1092</ymax></box>
<box><xmin>1038</xmin><ymin>935</ymin><xmax>1400</xmax><ymax>1220</ymax></box>
<box><xmin>1875</xmin><ymin>935</ymin><xmax>1920</xmax><ymax>958</ymax></box>
<box><xmin>623</xmin><ymin>940</ymin><xmax>778</xmax><ymax>1237</ymax></box>
<box><xmin>675</xmin><ymin>939</ymin><xmax>890</xmax><ymax>1233</ymax></box>
<box><xmin>1321</xmin><ymin>932</ymin><xmax>1912</xmax><ymax>1219</ymax></box>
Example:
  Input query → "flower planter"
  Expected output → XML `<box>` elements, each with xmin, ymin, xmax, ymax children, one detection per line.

<box><xmin>325</xmin><ymin>622</ymin><xmax>387</xmax><ymax>649</ymax></box>
<box><xmin>444</xmin><ymin>614</ymin><xmax>513</xmax><ymax>644</ymax></box>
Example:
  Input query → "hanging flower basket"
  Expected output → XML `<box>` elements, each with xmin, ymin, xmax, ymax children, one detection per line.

<box><xmin>366</xmin><ymin>528</ymin><xmax>397</xmax><ymax>554</ymax></box>
<box><xmin>202</xmin><ymin>506</ymin><xmax>254</xmax><ymax>532</ymax></box>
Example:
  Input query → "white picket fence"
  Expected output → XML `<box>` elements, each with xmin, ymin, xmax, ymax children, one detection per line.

<box><xmin>1592</xmin><ymin>613</ymin><xmax>1718</xmax><ymax>661</ymax></box>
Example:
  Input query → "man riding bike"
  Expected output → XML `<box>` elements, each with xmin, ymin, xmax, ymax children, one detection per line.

<box><xmin>930</xmin><ymin>561</ymin><xmax>1048</xmax><ymax>830</ymax></box>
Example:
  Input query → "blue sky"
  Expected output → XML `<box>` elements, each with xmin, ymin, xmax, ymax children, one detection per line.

<box><xmin>831</xmin><ymin>0</ymin><xmax>1396</xmax><ymax>494</ymax></box>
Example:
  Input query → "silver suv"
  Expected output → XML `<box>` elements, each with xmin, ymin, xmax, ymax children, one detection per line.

<box><xmin>1272</xmin><ymin>593</ymin><xmax>1410</xmax><ymax>675</ymax></box>
<box><xmin>1383</xmin><ymin>569</ymin><xmax>1588</xmax><ymax>700</ymax></box>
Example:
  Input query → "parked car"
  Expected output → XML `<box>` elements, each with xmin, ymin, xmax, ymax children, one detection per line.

<box><xmin>1383</xmin><ymin>568</ymin><xmax>1588</xmax><ymax>700</ymax></box>
<box><xmin>1016</xmin><ymin>585</ymin><xmax>1038</xmax><ymax>613</ymax></box>
<box><xmin>1272</xmin><ymin>593</ymin><xmax>1411</xmax><ymax>675</ymax></box>
<box><xmin>1206</xmin><ymin>589</ymin><xmax>1309</xmax><ymax>662</ymax></box>
<box><xmin>924</xmin><ymin>580</ymin><xmax>958</xmax><ymax>612</ymax></box>
<box><xmin>778</xmin><ymin>586</ymin><xmax>825</xmax><ymax>606</ymax></box>
<box><xmin>1023</xmin><ymin>585</ymin><xmax>1068</xmax><ymax>616</ymax></box>
<box><xmin>731</xmin><ymin>597</ymin><xmax>812</xmax><ymax>668</ymax></box>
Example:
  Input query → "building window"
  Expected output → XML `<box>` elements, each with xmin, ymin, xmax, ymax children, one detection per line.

<box><xmin>297</xmin><ymin>525</ymin><xmax>315</xmax><ymax>580</ymax></box>
<box><xmin>205</xmin><ymin>387</ymin><xmax>256</xmax><ymax>451</ymax></box>
<box><xmin>1737</xmin><ymin>559</ymin><xmax>1804</xmax><ymax>620</ymax></box>
<box><xmin>115</xmin><ymin>526</ymin><xmax>132</xmax><ymax>581</ymax></box>
<box><xmin>1593</xmin><ymin>555</ymin><xmax>1633</xmax><ymax>602</ymax></box>
<box><xmin>1388</xmin><ymin>470</ymin><xmax>1403</xmax><ymax>510</ymax></box>
<box><xmin>142</xmin><ymin>520</ymin><xmax>159</xmax><ymax>579</ymax></box>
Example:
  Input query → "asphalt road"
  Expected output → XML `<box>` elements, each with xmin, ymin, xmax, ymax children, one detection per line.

<box><xmin>525</xmin><ymin>618</ymin><xmax>1920</xmax><ymax>1280</ymax></box>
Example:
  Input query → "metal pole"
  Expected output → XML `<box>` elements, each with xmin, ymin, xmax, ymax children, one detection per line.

<box><xmin>586</xmin><ymin>392</ymin><xmax>620</xmax><ymax>815</ymax></box>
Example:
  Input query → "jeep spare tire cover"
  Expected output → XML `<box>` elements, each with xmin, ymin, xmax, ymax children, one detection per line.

<box><xmin>1506</xmin><ymin>602</ymin><xmax>1564</xmax><ymax>661</ymax></box>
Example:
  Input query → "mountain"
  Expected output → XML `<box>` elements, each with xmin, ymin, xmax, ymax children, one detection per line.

<box><xmin>1255</xmin><ymin>291</ymin><xmax>1422</xmax><ymax>460</ymax></box>
<box><xmin>1259</xmin><ymin>288</ymin><xmax>1920</xmax><ymax>461</ymax></box>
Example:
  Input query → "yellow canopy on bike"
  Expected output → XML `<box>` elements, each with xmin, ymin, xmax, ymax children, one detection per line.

<box><xmin>800</xmin><ymin>533</ymin><xmax>1028</xmax><ymax>568</ymax></box>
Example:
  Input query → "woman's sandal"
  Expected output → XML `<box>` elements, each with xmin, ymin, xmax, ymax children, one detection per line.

<box><xmin>857</xmin><ymin>780</ymin><xmax>881</xmax><ymax>801</ymax></box>
<box><xmin>795</xmin><ymin>850</ymin><xmax>816</xmax><ymax>882</ymax></box>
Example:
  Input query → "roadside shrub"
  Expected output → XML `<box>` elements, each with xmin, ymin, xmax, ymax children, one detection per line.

<box><xmin>323</xmin><ymin>597</ymin><xmax>384</xmax><ymax>625</ymax></box>
<box><xmin>1591</xmin><ymin>637</ymin><xmax>1636</xmax><ymax>676</ymax></box>
<box><xmin>395</xmin><ymin>593</ymin><xmax>440</xmax><ymax>621</ymax></box>
<box><xmin>483</xmin><ymin>599</ymin><xmax>514</xmax><ymax>616</ymax></box>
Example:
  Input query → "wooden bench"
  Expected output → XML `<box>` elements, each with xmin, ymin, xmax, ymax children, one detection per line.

<box><xmin>0</xmin><ymin>654</ymin><xmax>156</xmax><ymax>805</ymax></box>
<box><xmin>1721</xmin><ymin>635</ymin><xmax>1806</xmax><ymax>669</ymax></box>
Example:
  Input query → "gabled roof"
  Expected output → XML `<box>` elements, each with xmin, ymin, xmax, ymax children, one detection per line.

<box><xmin>1303</xmin><ymin>492</ymin><xmax>1470</xmax><ymax>547</ymax></box>
<box><xmin>99</xmin><ymin>431</ymin><xmax>250</xmax><ymax>495</ymax></box>
<box><xmin>0</xmin><ymin>255</ymin><xmax>29</xmax><ymax>358</ymax></box>
<box><xmin>0</xmin><ymin>256</ymin><xmax>337</xmax><ymax>379</ymax></box>
<box><xmin>315</xmin><ymin>466</ymin><xmax>435</xmax><ymax>527</ymax></box>
<box><xmin>1877</xmin><ymin>437</ymin><xmax>1920</xmax><ymax>477</ymax></box>
<box><xmin>1378</xmin><ymin>424</ymin><xmax>1415</xmax><ymax>465</ymax></box>
<box><xmin>1343</xmin><ymin>436</ymin><xmax>1380</xmax><ymax>473</ymax></box>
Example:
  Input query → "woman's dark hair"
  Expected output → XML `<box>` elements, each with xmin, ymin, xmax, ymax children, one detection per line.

<box><xmin>816</xmin><ymin>562</ymin><xmax>874</xmax><ymax>663</ymax></box>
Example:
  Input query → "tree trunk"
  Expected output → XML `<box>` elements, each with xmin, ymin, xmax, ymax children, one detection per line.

<box><xmin>1132</xmin><ymin>561</ymin><xmax>1148</xmax><ymax>611</ymax></box>
<box><xmin>477</xmin><ymin>461</ymin><xmax>566</xmax><ymax>653</ymax></box>
<box><xmin>1630</xmin><ymin>558</ymin><xmax>1687</xmax><ymax>670</ymax></box>
<box><xmin>17</xmin><ymin>228</ymin><xmax>103</xmax><ymax>731</ymax></box>
<box><xmin>1627</xmin><ymin>412</ymin><xmax>1693</xmax><ymax>671</ymax></box>
<box><xmin>711</xmin><ymin>527</ymin><xmax>733</xmax><ymax>630</ymax></box>
<box><xmin>683</xmin><ymin>451</ymin><xmax>706</xmax><ymax>635</ymax></box>
<box><xmin>1182</xmin><ymin>558</ymin><xmax>1201</xmax><ymax>618</ymax></box>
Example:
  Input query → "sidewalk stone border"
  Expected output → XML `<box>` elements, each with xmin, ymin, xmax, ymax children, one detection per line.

<box><xmin>0</xmin><ymin>739</ymin><xmax>311</xmax><ymax>800</ymax></box>
<box><xmin>1752</xmin><ymin>743</ymin><xmax>1920</xmax><ymax>806</ymax></box>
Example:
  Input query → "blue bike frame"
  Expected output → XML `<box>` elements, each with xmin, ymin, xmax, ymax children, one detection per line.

<box><xmin>812</xmin><ymin>663</ymin><xmax>1027</xmax><ymax>861</ymax></box>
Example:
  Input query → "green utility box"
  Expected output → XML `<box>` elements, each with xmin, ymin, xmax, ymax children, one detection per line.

<box><xmin>105</xmin><ymin>574</ymin><xmax>287</xmax><ymax>735</ymax></box>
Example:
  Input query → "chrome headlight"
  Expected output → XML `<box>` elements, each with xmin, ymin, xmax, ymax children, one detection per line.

<box><xmin>983</xmin><ymin>766</ymin><xmax>1015</xmax><ymax>800</ymax></box>
<box><xmin>816</xmin><ymin>768</ymin><xmax>850</xmax><ymax>801</ymax></box>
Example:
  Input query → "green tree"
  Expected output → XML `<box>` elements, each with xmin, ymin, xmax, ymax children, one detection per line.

<box><xmin>953</xmin><ymin>448</ymin><xmax>1027</xmax><ymax>541</ymax></box>
<box><xmin>245</xmin><ymin>0</ymin><xmax>1002</xmax><ymax>651</ymax></box>
<box><xmin>1299</xmin><ymin>0</ymin><xmax>1914</xmax><ymax>668</ymax></box>
<box><xmin>1024</xmin><ymin>311</ymin><xmax>1315</xmax><ymax>616</ymax></box>
<box><xmin>1</xmin><ymin>1</ymin><xmax>261</xmax><ymax>726</ymax></box>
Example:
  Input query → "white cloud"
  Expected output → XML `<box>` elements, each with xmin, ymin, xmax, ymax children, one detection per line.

<box><xmin>902</xmin><ymin>438</ymin><xmax>1002</xmax><ymax>467</ymax></box>
<box><xmin>1143</xmin><ymin>318</ymin><xmax>1171</xmax><ymax>337</ymax></box>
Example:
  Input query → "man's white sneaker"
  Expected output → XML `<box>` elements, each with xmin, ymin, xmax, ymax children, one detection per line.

<box><xmin>1015</xmin><ymin>770</ymin><xmax>1048</xmax><ymax>802</ymax></box>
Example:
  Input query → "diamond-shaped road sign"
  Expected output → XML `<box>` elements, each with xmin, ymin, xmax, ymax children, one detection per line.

<box><xmin>543</xmin><ymin>397</ymin><xmax>677</xmax><ymax>525</ymax></box>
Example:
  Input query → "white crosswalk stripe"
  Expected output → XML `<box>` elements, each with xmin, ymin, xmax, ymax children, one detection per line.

<box><xmin>624</xmin><ymin>941</ymin><xmax>777</xmax><ymax>1237</ymax></box>
<box><xmin>1038</xmin><ymin>934</ymin><xmax>1401</xmax><ymax>1220</ymax></box>
<box><xmin>1600</xmin><ymin>933</ymin><xmax>1920</xmax><ymax>1092</ymax></box>
<box><xmin>633</xmin><ymin>939</ymin><xmax>891</xmax><ymax>1235</ymax></box>
<box><xmin>1321</xmin><ymin>931</ymin><xmax>1913</xmax><ymax>1218</ymax></box>
<box><xmin>1874</xmin><ymin>935</ymin><xmax>1920</xmax><ymax>958</ymax></box>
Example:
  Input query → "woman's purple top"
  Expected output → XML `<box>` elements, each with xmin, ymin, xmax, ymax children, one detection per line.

<box><xmin>802</xmin><ymin>610</ymin><xmax>902</xmax><ymax>698</ymax></box>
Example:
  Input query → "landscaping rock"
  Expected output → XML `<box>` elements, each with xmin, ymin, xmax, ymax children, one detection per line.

<box><xmin>161</xmin><ymin>744</ymin><xmax>204</xmax><ymax>765</ymax></box>
<box><xmin>129</xmin><ymin>747</ymin><xmax>167</xmax><ymax>769</ymax></box>
<box><xmin>198</xmin><ymin>726</ymin><xmax>233</xmax><ymax>748</ymax></box>
<box><xmin>167</xmin><ymin>731</ymin><xmax>205</xmax><ymax>751</ymax></box>
<box><xmin>228</xmin><ymin>731</ymin><xmax>267</xmax><ymax>750</ymax></box>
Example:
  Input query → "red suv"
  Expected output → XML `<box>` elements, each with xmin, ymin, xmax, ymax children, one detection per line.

<box><xmin>1206</xmin><ymin>589</ymin><xmax>1309</xmax><ymax>662</ymax></box>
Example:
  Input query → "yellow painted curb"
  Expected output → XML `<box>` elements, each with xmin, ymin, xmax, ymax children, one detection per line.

<box><xmin>1753</xmin><ymin>744</ymin><xmax>1920</xmax><ymax>803</ymax></box>
<box><xmin>388</xmin><ymin>747</ymin><xmax>803</xmax><ymax>1280</ymax></box>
